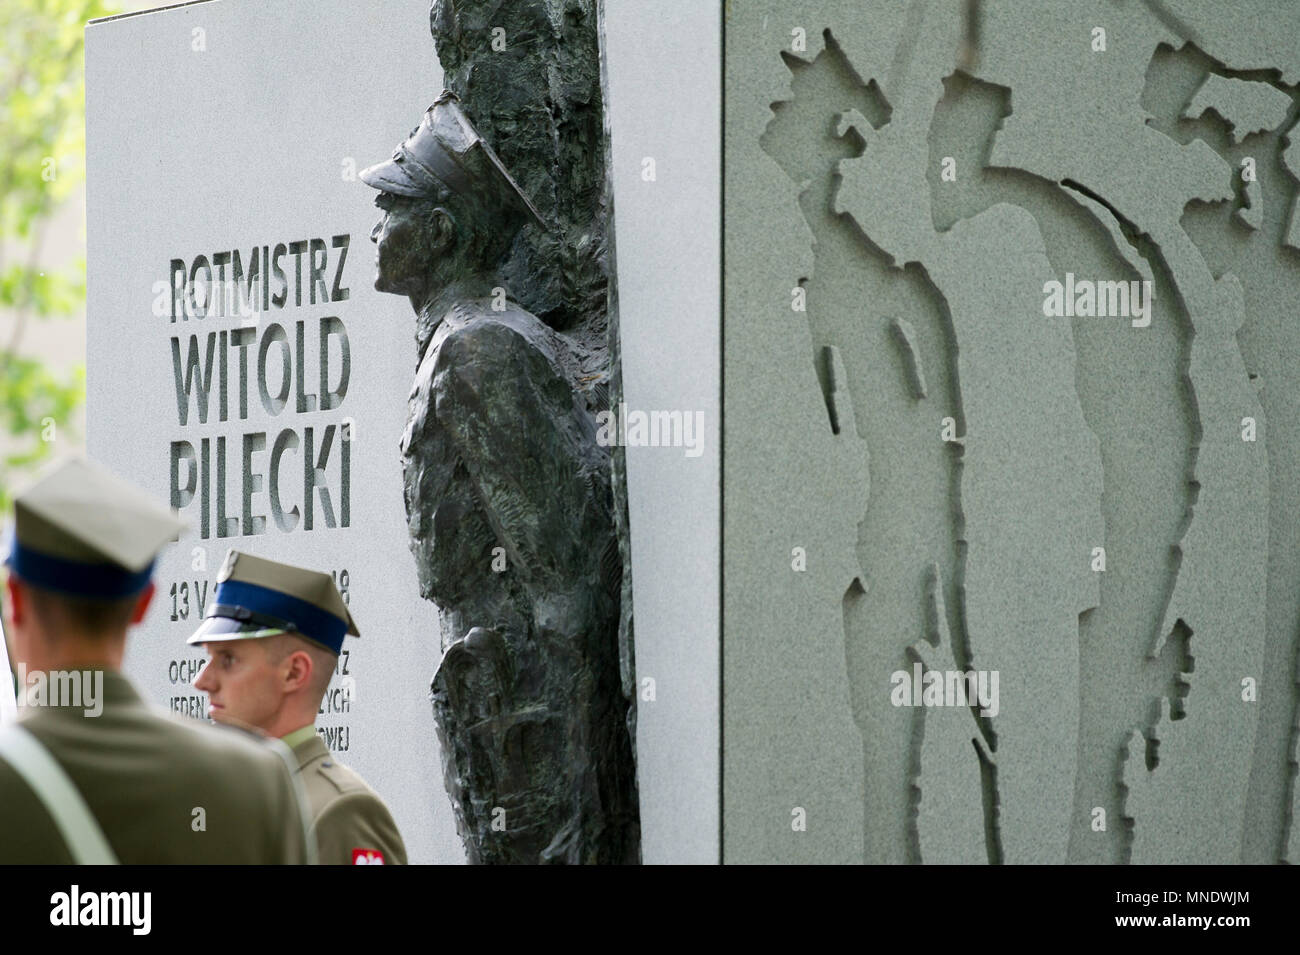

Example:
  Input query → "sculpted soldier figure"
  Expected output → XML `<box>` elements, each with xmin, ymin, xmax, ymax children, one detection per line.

<box><xmin>361</xmin><ymin>91</ymin><xmax>637</xmax><ymax>863</ymax></box>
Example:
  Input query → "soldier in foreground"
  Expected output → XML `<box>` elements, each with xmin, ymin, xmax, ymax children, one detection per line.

<box><xmin>190</xmin><ymin>550</ymin><xmax>407</xmax><ymax>865</ymax></box>
<box><xmin>0</xmin><ymin>456</ymin><xmax>313</xmax><ymax>864</ymax></box>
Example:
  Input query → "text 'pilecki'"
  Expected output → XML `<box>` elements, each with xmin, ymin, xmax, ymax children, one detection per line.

<box><xmin>167</xmin><ymin>236</ymin><xmax>354</xmax><ymax>540</ymax></box>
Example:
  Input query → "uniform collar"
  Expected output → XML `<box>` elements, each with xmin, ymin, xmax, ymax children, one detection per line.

<box><xmin>280</xmin><ymin>724</ymin><xmax>318</xmax><ymax>749</ymax></box>
<box><xmin>287</xmin><ymin>729</ymin><xmax>331</xmax><ymax>770</ymax></box>
<box><xmin>415</xmin><ymin>286</ymin><xmax>494</xmax><ymax>360</ymax></box>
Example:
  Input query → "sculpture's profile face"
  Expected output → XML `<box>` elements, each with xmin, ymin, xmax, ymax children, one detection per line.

<box><xmin>370</xmin><ymin>193</ymin><xmax>438</xmax><ymax>296</ymax></box>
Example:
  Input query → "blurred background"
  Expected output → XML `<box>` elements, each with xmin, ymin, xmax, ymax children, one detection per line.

<box><xmin>0</xmin><ymin>0</ymin><xmax>158</xmax><ymax>505</ymax></box>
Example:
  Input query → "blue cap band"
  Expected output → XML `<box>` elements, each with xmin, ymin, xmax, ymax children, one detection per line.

<box><xmin>4</xmin><ymin>536</ymin><xmax>155</xmax><ymax>599</ymax></box>
<box><xmin>208</xmin><ymin>579</ymin><xmax>347</xmax><ymax>654</ymax></box>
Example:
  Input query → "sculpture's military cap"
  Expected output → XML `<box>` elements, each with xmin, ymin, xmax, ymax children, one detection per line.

<box><xmin>4</xmin><ymin>455</ymin><xmax>185</xmax><ymax>598</ymax></box>
<box><xmin>359</xmin><ymin>89</ymin><xmax>544</xmax><ymax>228</ymax></box>
<box><xmin>188</xmin><ymin>550</ymin><xmax>358</xmax><ymax>655</ymax></box>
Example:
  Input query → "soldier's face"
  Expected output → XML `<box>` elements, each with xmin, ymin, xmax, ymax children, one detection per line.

<box><xmin>194</xmin><ymin>640</ymin><xmax>282</xmax><ymax>731</ymax></box>
<box><xmin>371</xmin><ymin>194</ymin><xmax>433</xmax><ymax>296</ymax></box>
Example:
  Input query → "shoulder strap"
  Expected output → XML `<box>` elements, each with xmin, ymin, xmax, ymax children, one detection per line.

<box><xmin>265</xmin><ymin>736</ymin><xmax>319</xmax><ymax>865</ymax></box>
<box><xmin>0</xmin><ymin>725</ymin><xmax>119</xmax><ymax>865</ymax></box>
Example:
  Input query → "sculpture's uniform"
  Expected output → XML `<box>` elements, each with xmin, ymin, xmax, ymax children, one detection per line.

<box><xmin>287</xmin><ymin>728</ymin><xmax>407</xmax><ymax>865</ymax></box>
<box><xmin>400</xmin><ymin>298</ymin><xmax>608</xmax><ymax>621</ymax></box>
<box><xmin>399</xmin><ymin>296</ymin><xmax>636</xmax><ymax>863</ymax></box>
<box><xmin>0</xmin><ymin>671</ymin><xmax>312</xmax><ymax>864</ymax></box>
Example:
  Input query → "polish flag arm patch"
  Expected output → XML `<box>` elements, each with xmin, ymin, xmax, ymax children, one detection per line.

<box><xmin>352</xmin><ymin>848</ymin><xmax>385</xmax><ymax>864</ymax></box>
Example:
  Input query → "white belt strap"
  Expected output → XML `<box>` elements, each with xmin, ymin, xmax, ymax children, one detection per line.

<box><xmin>0</xmin><ymin>726</ymin><xmax>119</xmax><ymax>865</ymax></box>
<box><xmin>266</xmin><ymin>737</ymin><xmax>318</xmax><ymax>865</ymax></box>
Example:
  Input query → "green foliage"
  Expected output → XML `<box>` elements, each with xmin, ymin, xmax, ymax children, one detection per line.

<box><xmin>0</xmin><ymin>260</ymin><xmax>86</xmax><ymax>317</ymax></box>
<box><xmin>2</xmin><ymin>357</ymin><xmax>83</xmax><ymax>465</ymax></box>
<box><xmin>0</xmin><ymin>0</ymin><xmax>117</xmax><ymax>508</ymax></box>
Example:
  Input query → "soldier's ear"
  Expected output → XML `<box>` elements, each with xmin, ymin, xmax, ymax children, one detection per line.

<box><xmin>5</xmin><ymin>573</ymin><xmax>25</xmax><ymax>627</ymax></box>
<box><xmin>430</xmin><ymin>207</ymin><xmax>458</xmax><ymax>252</ymax></box>
<box><xmin>283</xmin><ymin>649</ymin><xmax>313</xmax><ymax>693</ymax></box>
<box><xmin>130</xmin><ymin>581</ymin><xmax>156</xmax><ymax>625</ymax></box>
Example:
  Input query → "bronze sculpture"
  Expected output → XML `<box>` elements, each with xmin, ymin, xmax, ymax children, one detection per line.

<box><xmin>361</xmin><ymin>90</ymin><xmax>638</xmax><ymax>863</ymax></box>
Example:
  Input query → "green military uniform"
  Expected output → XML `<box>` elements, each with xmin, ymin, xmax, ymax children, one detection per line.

<box><xmin>189</xmin><ymin>549</ymin><xmax>408</xmax><ymax>865</ymax></box>
<box><xmin>0</xmin><ymin>671</ymin><xmax>312</xmax><ymax>864</ymax></box>
<box><xmin>0</xmin><ymin>456</ymin><xmax>314</xmax><ymax>864</ymax></box>
<box><xmin>283</xmin><ymin>725</ymin><xmax>408</xmax><ymax>865</ymax></box>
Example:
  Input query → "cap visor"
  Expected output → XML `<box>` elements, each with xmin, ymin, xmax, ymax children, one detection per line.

<box><xmin>186</xmin><ymin>615</ymin><xmax>288</xmax><ymax>645</ymax></box>
<box><xmin>359</xmin><ymin>159</ymin><xmax>435</xmax><ymax>198</ymax></box>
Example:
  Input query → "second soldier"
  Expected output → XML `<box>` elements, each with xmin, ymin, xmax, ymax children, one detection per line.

<box><xmin>189</xmin><ymin>550</ymin><xmax>408</xmax><ymax>865</ymax></box>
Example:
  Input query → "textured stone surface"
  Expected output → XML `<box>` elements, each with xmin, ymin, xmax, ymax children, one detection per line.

<box><xmin>725</xmin><ymin>0</ymin><xmax>1300</xmax><ymax>864</ymax></box>
<box><xmin>431</xmin><ymin>0</ymin><xmax>611</xmax><ymax>339</ymax></box>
